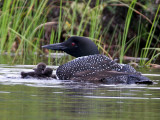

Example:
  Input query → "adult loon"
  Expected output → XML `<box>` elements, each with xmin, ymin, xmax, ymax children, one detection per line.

<box><xmin>42</xmin><ymin>36</ymin><xmax>153</xmax><ymax>84</ymax></box>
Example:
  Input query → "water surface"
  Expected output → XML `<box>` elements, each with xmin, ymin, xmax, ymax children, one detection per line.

<box><xmin>0</xmin><ymin>64</ymin><xmax>160</xmax><ymax>120</ymax></box>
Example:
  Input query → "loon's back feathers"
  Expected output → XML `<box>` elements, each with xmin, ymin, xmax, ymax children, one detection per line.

<box><xmin>56</xmin><ymin>54</ymin><xmax>121</xmax><ymax>80</ymax></box>
<box><xmin>56</xmin><ymin>54</ymin><xmax>152</xmax><ymax>84</ymax></box>
<box><xmin>42</xmin><ymin>36</ymin><xmax>153</xmax><ymax>84</ymax></box>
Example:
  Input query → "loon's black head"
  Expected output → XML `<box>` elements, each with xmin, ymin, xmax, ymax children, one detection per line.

<box><xmin>42</xmin><ymin>36</ymin><xmax>99</xmax><ymax>57</ymax></box>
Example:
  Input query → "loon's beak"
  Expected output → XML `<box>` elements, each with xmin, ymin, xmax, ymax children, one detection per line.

<box><xmin>42</xmin><ymin>43</ymin><xmax>67</xmax><ymax>51</ymax></box>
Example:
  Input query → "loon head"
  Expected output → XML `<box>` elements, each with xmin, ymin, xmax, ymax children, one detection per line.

<box><xmin>36</xmin><ymin>62</ymin><xmax>46</xmax><ymax>71</ymax></box>
<box><xmin>42</xmin><ymin>36</ymin><xmax>99</xmax><ymax>57</ymax></box>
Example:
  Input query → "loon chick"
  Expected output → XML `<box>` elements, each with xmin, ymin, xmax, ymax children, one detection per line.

<box><xmin>33</xmin><ymin>62</ymin><xmax>46</xmax><ymax>76</ymax></box>
<box><xmin>42</xmin><ymin>36</ymin><xmax>153</xmax><ymax>84</ymax></box>
<box><xmin>21</xmin><ymin>63</ymin><xmax>54</xmax><ymax>78</ymax></box>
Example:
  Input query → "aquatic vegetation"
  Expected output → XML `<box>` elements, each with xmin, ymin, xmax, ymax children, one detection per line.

<box><xmin>0</xmin><ymin>0</ymin><xmax>48</xmax><ymax>64</ymax></box>
<box><xmin>140</xmin><ymin>5</ymin><xmax>160</xmax><ymax>65</ymax></box>
<box><xmin>0</xmin><ymin>0</ymin><xmax>159</xmax><ymax>66</ymax></box>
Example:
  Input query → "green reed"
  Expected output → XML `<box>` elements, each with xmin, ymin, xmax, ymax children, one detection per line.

<box><xmin>0</xmin><ymin>0</ymin><xmax>48</xmax><ymax>64</ymax></box>
<box><xmin>0</xmin><ymin>0</ymin><xmax>159</xmax><ymax>66</ymax></box>
<box><xmin>140</xmin><ymin>4</ymin><xmax>160</xmax><ymax>65</ymax></box>
<box><xmin>119</xmin><ymin>0</ymin><xmax>136</xmax><ymax>63</ymax></box>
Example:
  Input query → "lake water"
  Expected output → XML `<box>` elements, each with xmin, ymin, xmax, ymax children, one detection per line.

<box><xmin>0</xmin><ymin>64</ymin><xmax>160</xmax><ymax>120</ymax></box>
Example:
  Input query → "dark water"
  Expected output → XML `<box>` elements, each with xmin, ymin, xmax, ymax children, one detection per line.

<box><xmin>0</xmin><ymin>64</ymin><xmax>160</xmax><ymax>120</ymax></box>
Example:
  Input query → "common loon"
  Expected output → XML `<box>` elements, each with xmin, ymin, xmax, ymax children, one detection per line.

<box><xmin>21</xmin><ymin>63</ymin><xmax>55</xmax><ymax>78</ymax></box>
<box><xmin>42</xmin><ymin>36</ymin><xmax>153</xmax><ymax>84</ymax></box>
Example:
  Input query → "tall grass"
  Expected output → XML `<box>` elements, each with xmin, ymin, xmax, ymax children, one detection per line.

<box><xmin>0</xmin><ymin>0</ymin><xmax>48</xmax><ymax>64</ymax></box>
<box><xmin>140</xmin><ymin>4</ymin><xmax>160</xmax><ymax>65</ymax></box>
<box><xmin>119</xmin><ymin>0</ymin><xmax>136</xmax><ymax>63</ymax></box>
<box><xmin>0</xmin><ymin>0</ymin><xmax>159</xmax><ymax>66</ymax></box>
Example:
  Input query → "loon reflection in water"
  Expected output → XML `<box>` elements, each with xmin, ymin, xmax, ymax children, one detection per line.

<box><xmin>42</xmin><ymin>36</ymin><xmax>153</xmax><ymax>84</ymax></box>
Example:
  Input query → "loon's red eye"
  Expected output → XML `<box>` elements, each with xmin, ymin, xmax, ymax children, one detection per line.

<box><xmin>71</xmin><ymin>42</ymin><xmax>75</xmax><ymax>46</ymax></box>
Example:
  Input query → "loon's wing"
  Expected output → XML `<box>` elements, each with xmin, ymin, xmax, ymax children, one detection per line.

<box><xmin>70</xmin><ymin>70</ymin><xmax>153</xmax><ymax>84</ymax></box>
<box><xmin>70</xmin><ymin>70</ymin><xmax>130</xmax><ymax>81</ymax></box>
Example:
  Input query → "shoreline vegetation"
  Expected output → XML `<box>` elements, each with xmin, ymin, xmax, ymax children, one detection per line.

<box><xmin>0</xmin><ymin>0</ymin><xmax>159</xmax><ymax>67</ymax></box>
